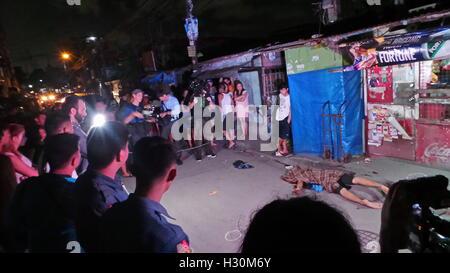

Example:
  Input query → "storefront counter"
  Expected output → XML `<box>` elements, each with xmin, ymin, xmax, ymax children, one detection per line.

<box><xmin>416</xmin><ymin>119</ymin><xmax>450</xmax><ymax>170</ymax></box>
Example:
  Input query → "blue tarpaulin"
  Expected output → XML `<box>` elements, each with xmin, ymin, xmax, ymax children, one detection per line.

<box><xmin>288</xmin><ymin>67</ymin><xmax>363</xmax><ymax>157</ymax></box>
<box><xmin>141</xmin><ymin>72</ymin><xmax>176</xmax><ymax>85</ymax></box>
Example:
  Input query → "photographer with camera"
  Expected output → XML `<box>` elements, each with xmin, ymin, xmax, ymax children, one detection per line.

<box><xmin>157</xmin><ymin>89</ymin><xmax>183</xmax><ymax>165</ymax></box>
<box><xmin>116</xmin><ymin>89</ymin><xmax>156</xmax><ymax>151</ymax></box>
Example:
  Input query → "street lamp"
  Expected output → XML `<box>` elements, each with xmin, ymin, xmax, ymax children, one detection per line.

<box><xmin>60</xmin><ymin>52</ymin><xmax>71</xmax><ymax>71</ymax></box>
<box><xmin>60</xmin><ymin>52</ymin><xmax>72</xmax><ymax>89</ymax></box>
<box><xmin>86</xmin><ymin>36</ymin><xmax>97</xmax><ymax>43</ymax></box>
<box><xmin>61</xmin><ymin>52</ymin><xmax>71</xmax><ymax>60</ymax></box>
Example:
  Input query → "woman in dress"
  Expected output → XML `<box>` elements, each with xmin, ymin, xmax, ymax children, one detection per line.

<box><xmin>234</xmin><ymin>80</ymin><xmax>249</xmax><ymax>139</ymax></box>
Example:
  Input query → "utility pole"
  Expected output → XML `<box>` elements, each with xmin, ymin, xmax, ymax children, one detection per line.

<box><xmin>185</xmin><ymin>0</ymin><xmax>199</xmax><ymax>65</ymax></box>
<box><xmin>60</xmin><ymin>52</ymin><xmax>71</xmax><ymax>89</ymax></box>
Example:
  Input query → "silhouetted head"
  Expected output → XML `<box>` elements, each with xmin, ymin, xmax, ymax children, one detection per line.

<box><xmin>45</xmin><ymin>111</ymin><xmax>73</xmax><ymax>136</ymax></box>
<box><xmin>45</xmin><ymin>133</ymin><xmax>80</xmax><ymax>172</ymax></box>
<box><xmin>132</xmin><ymin>136</ymin><xmax>177</xmax><ymax>196</ymax></box>
<box><xmin>87</xmin><ymin>121</ymin><xmax>129</xmax><ymax>171</ymax></box>
<box><xmin>241</xmin><ymin>197</ymin><xmax>361</xmax><ymax>253</ymax></box>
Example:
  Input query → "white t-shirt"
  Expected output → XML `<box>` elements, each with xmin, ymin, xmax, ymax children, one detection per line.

<box><xmin>221</xmin><ymin>92</ymin><xmax>234</xmax><ymax>117</ymax></box>
<box><xmin>276</xmin><ymin>94</ymin><xmax>290</xmax><ymax>121</ymax></box>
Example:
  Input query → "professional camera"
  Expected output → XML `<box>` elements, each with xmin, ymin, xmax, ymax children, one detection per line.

<box><xmin>380</xmin><ymin>175</ymin><xmax>450</xmax><ymax>253</ymax></box>
<box><xmin>188</xmin><ymin>79</ymin><xmax>211</xmax><ymax>105</ymax></box>
<box><xmin>141</xmin><ymin>100</ymin><xmax>162</xmax><ymax>120</ymax></box>
<box><xmin>408</xmin><ymin>194</ymin><xmax>450</xmax><ymax>253</ymax></box>
<box><xmin>188</xmin><ymin>79</ymin><xmax>205</xmax><ymax>97</ymax></box>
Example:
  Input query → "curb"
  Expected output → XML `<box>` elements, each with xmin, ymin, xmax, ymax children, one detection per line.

<box><xmin>237</xmin><ymin>141</ymin><xmax>344</xmax><ymax>170</ymax></box>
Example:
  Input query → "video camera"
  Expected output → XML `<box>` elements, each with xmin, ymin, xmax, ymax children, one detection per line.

<box><xmin>380</xmin><ymin>175</ymin><xmax>450</xmax><ymax>253</ymax></box>
<box><xmin>408</xmin><ymin>189</ymin><xmax>450</xmax><ymax>253</ymax></box>
<box><xmin>141</xmin><ymin>100</ymin><xmax>162</xmax><ymax>120</ymax></box>
<box><xmin>188</xmin><ymin>79</ymin><xmax>212</xmax><ymax>105</ymax></box>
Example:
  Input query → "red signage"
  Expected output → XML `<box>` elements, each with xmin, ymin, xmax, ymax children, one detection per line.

<box><xmin>416</xmin><ymin>122</ymin><xmax>450</xmax><ymax>169</ymax></box>
<box><xmin>367</xmin><ymin>66</ymin><xmax>394</xmax><ymax>103</ymax></box>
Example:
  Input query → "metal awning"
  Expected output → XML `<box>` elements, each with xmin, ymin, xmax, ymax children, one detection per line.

<box><xmin>192</xmin><ymin>65</ymin><xmax>242</xmax><ymax>80</ymax></box>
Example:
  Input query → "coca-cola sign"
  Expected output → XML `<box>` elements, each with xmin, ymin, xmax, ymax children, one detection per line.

<box><xmin>424</xmin><ymin>143</ymin><xmax>450</xmax><ymax>163</ymax></box>
<box><xmin>416</xmin><ymin>123</ymin><xmax>450</xmax><ymax>170</ymax></box>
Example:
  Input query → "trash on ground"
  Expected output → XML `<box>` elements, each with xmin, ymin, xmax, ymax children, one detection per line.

<box><xmin>209</xmin><ymin>191</ymin><xmax>219</xmax><ymax>196</ymax></box>
<box><xmin>364</xmin><ymin>158</ymin><xmax>372</xmax><ymax>164</ymax></box>
<box><xmin>225</xmin><ymin>230</ymin><xmax>242</xmax><ymax>242</ymax></box>
<box><xmin>285</xmin><ymin>165</ymin><xmax>294</xmax><ymax>170</ymax></box>
<box><xmin>233</xmin><ymin>160</ymin><xmax>254</xmax><ymax>169</ymax></box>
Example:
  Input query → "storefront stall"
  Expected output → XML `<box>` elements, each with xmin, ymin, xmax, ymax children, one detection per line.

<box><xmin>284</xmin><ymin>44</ymin><xmax>364</xmax><ymax>159</ymax></box>
<box><xmin>415</xmin><ymin>59</ymin><xmax>450</xmax><ymax>169</ymax></box>
<box><xmin>339</xmin><ymin>28</ymin><xmax>450</xmax><ymax>169</ymax></box>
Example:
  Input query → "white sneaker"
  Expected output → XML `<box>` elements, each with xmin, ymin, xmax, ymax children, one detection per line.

<box><xmin>275</xmin><ymin>151</ymin><xmax>283</xmax><ymax>157</ymax></box>
<box><xmin>207</xmin><ymin>154</ymin><xmax>216</xmax><ymax>158</ymax></box>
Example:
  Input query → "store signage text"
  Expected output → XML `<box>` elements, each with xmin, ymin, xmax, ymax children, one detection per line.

<box><xmin>428</xmin><ymin>41</ymin><xmax>445</xmax><ymax>58</ymax></box>
<box><xmin>376</xmin><ymin>46</ymin><xmax>423</xmax><ymax>66</ymax></box>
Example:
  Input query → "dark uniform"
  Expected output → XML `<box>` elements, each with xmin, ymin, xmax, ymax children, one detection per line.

<box><xmin>101</xmin><ymin>194</ymin><xmax>189</xmax><ymax>253</ymax></box>
<box><xmin>8</xmin><ymin>174</ymin><xmax>78</xmax><ymax>253</ymax></box>
<box><xmin>74</xmin><ymin>169</ymin><xmax>128</xmax><ymax>253</ymax></box>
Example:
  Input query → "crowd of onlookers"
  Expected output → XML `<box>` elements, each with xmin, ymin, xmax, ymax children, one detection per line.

<box><xmin>0</xmin><ymin>78</ymin><xmax>365</xmax><ymax>253</ymax></box>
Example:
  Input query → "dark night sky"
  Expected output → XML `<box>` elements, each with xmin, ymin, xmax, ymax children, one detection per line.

<box><xmin>2</xmin><ymin>0</ymin><xmax>446</xmax><ymax>71</ymax></box>
<box><xmin>1</xmin><ymin>0</ymin><xmax>319</xmax><ymax>71</ymax></box>
<box><xmin>1</xmin><ymin>0</ymin><xmax>140</xmax><ymax>71</ymax></box>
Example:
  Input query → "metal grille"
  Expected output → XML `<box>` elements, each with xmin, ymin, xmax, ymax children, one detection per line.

<box><xmin>264</xmin><ymin>67</ymin><xmax>286</xmax><ymax>97</ymax></box>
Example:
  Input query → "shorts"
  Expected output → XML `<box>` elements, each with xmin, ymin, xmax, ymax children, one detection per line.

<box><xmin>279</xmin><ymin>117</ymin><xmax>290</xmax><ymax>140</ymax></box>
<box><xmin>335</xmin><ymin>173</ymin><xmax>355</xmax><ymax>193</ymax></box>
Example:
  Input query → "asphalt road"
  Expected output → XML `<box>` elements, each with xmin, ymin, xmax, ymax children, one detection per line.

<box><xmin>122</xmin><ymin>146</ymin><xmax>391</xmax><ymax>253</ymax></box>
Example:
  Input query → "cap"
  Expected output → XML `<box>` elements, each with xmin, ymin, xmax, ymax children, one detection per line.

<box><xmin>132</xmin><ymin>89</ymin><xmax>143</xmax><ymax>95</ymax></box>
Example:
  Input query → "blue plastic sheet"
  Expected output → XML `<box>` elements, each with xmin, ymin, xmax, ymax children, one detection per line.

<box><xmin>288</xmin><ymin>67</ymin><xmax>363</xmax><ymax>157</ymax></box>
<box><xmin>141</xmin><ymin>72</ymin><xmax>176</xmax><ymax>85</ymax></box>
